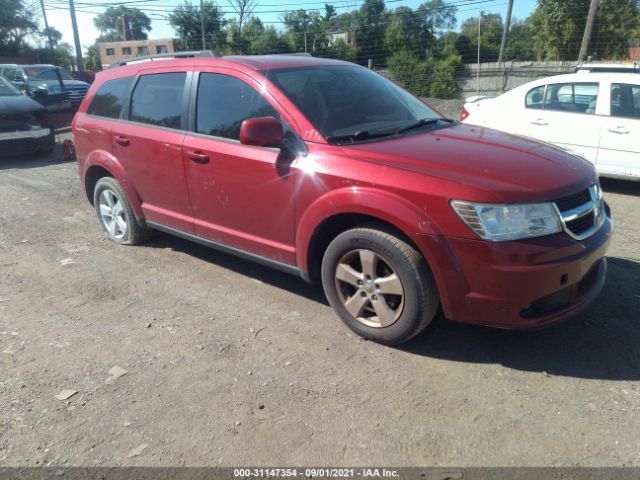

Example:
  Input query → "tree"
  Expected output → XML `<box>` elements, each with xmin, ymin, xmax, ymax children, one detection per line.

<box><xmin>41</xmin><ymin>26</ymin><xmax>63</xmax><ymax>47</ymax></box>
<box><xmin>94</xmin><ymin>6</ymin><xmax>152</xmax><ymax>42</ymax></box>
<box><xmin>228</xmin><ymin>0</ymin><xmax>257</xmax><ymax>34</ymax></box>
<box><xmin>283</xmin><ymin>9</ymin><xmax>328</xmax><ymax>53</ymax></box>
<box><xmin>0</xmin><ymin>0</ymin><xmax>38</xmax><ymax>55</ymax></box>
<box><xmin>385</xmin><ymin>7</ymin><xmax>422</xmax><ymax>56</ymax></box>
<box><xmin>169</xmin><ymin>1</ymin><xmax>226</xmax><ymax>51</ymax></box>
<box><xmin>592</xmin><ymin>0</ymin><xmax>640</xmax><ymax>59</ymax></box>
<box><xmin>249</xmin><ymin>26</ymin><xmax>292</xmax><ymax>54</ymax></box>
<box><xmin>457</xmin><ymin>12</ymin><xmax>504</xmax><ymax>63</ymax></box>
<box><xmin>84</xmin><ymin>44</ymin><xmax>103</xmax><ymax>70</ymax></box>
<box><xmin>504</xmin><ymin>18</ymin><xmax>536</xmax><ymax>60</ymax></box>
<box><xmin>415</xmin><ymin>0</ymin><xmax>457</xmax><ymax>57</ymax></box>
<box><xmin>357</xmin><ymin>0</ymin><xmax>388</xmax><ymax>65</ymax></box>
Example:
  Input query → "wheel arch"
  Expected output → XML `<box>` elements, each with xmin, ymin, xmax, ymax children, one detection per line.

<box><xmin>297</xmin><ymin>188</ymin><xmax>440</xmax><ymax>283</ymax></box>
<box><xmin>82</xmin><ymin>151</ymin><xmax>144</xmax><ymax>220</ymax></box>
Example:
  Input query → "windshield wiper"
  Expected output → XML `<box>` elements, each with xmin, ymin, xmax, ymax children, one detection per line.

<box><xmin>326</xmin><ymin>129</ymin><xmax>396</xmax><ymax>144</ymax></box>
<box><xmin>394</xmin><ymin>117</ymin><xmax>449</xmax><ymax>135</ymax></box>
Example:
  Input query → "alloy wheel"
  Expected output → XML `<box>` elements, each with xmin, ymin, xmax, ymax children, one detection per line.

<box><xmin>334</xmin><ymin>249</ymin><xmax>405</xmax><ymax>328</ymax></box>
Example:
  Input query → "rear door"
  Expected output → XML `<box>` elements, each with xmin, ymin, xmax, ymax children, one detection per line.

<box><xmin>520</xmin><ymin>81</ymin><xmax>602</xmax><ymax>163</ymax></box>
<box><xmin>598</xmin><ymin>81</ymin><xmax>640</xmax><ymax>179</ymax></box>
<box><xmin>111</xmin><ymin>68</ymin><xmax>194</xmax><ymax>233</ymax></box>
<box><xmin>181</xmin><ymin>69</ymin><xmax>297</xmax><ymax>265</ymax></box>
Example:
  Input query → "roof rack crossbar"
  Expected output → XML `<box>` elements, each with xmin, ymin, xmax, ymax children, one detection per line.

<box><xmin>113</xmin><ymin>50</ymin><xmax>215</xmax><ymax>67</ymax></box>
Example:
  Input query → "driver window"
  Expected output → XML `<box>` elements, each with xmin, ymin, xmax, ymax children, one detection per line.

<box><xmin>196</xmin><ymin>73</ymin><xmax>278</xmax><ymax>140</ymax></box>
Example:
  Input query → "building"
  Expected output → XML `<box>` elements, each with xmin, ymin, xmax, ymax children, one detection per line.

<box><xmin>630</xmin><ymin>39</ymin><xmax>640</xmax><ymax>61</ymax></box>
<box><xmin>98</xmin><ymin>39</ymin><xmax>175</xmax><ymax>68</ymax></box>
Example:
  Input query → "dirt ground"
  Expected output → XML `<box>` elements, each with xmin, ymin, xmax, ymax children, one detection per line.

<box><xmin>0</xmin><ymin>139</ymin><xmax>639</xmax><ymax>468</ymax></box>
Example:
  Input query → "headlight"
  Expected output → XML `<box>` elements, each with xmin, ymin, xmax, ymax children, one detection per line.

<box><xmin>451</xmin><ymin>200</ymin><xmax>562</xmax><ymax>241</ymax></box>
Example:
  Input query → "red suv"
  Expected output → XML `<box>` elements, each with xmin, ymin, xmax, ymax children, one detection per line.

<box><xmin>72</xmin><ymin>54</ymin><xmax>612</xmax><ymax>344</ymax></box>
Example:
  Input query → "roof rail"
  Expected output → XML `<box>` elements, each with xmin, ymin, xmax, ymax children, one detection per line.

<box><xmin>112</xmin><ymin>50</ymin><xmax>216</xmax><ymax>67</ymax></box>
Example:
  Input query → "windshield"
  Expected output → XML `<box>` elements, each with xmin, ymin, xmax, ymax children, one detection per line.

<box><xmin>25</xmin><ymin>67</ymin><xmax>73</xmax><ymax>81</ymax></box>
<box><xmin>264</xmin><ymin>65</ymin><xmax>441</xmax><ymax>143</ymax></box>
<box><xmin>0</xmin><ymin>75</ymin><xmax>22</xmax><ymax>96</ymax></box>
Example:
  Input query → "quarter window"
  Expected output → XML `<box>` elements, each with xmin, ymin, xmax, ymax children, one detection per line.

<box><xmin>610</xmin><ymin>83</ymin><xmax>640</xmax><ymax>119</ymax></box>
<box><xmin>86</xmin><ymin>76</ymin><xmax>134</xmax><ymax>119</ymax></box>
<box><xmin>196</xmin><ymin>73</ymin><xmax>278</xmax><ymax>140</ymax></box>
<box><xmin>129</xmin><ymin>73</ymin><xmax>185</xmax><ymax>129</ymax></box>
<box><xmin>525</xmin><ymin>86</ymin><xmax>544</xmax><ymax>109</ymax></box>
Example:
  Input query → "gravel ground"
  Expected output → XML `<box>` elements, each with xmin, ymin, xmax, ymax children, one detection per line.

<box><xmin>0</xmin><ymin>140</ymin><xmax>639</xmax><ymax>468</ymax></box>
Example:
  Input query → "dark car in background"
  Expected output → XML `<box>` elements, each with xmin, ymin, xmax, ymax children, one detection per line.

<box><xmin>1</xmin><ymin>64</ymin><xmax>91</xmax><ymax>108</ymax></box>
<box><xmin>0</xmin><ymin>75</ymin><xmax>54</xmax><ymax>156</ymax></box>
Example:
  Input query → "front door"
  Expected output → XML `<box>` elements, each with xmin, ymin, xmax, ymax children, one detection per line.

<box><xmin>182</xmin><ymin>71</ymin><xmax>296</xmax><ymax>265</ymax></box>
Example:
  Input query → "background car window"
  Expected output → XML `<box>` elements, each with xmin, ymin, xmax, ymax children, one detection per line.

<box><xmin>196</xmin><ymin>73</ymin><xmax>278</xmax><ymax>140</ymax></box>
<box><xmin>87</xmin><ymin>76</ymin><xmax>134</xmax><ymax>119</ymax></box>
<box><xmin>129</xmin><ymin>72</ymin><xmax>185</xmax><ymax>129</ymax></box>
<box><xmin>1</xmin><ymin>67</ymin><xmax>16</xmax><ymax>81</ymax></box>
<box><xmin>610</xmin><ymin>83</ymin><xmax>640</xmax><ymax>119</ymax></box>
<box><xmin>525</xmin><ymin>86</ymin><xmax>544</xmax><ymax>109</ymax></box>
<box><xmin>543</xmin><ymin>83</ymin><xmax>598</xmax><ymax>114</ymax></box>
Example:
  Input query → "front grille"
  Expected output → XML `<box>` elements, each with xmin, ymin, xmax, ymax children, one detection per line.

<box><xmin>554</xmin><ymin>189</ymin><xmax>591</xmax><ymax>211</ymax></box>
<box><xmin>66</xmin><ymin>86</ymin><xmax>89</xmax><ymax>102</ymax></box>
<box><xmin>553</xmin><ymin>185</ymin><xmax>603</xmax><ymax>240</ymax></box>
<box><xmin>566</xmin><ymin>211</ymin><xmax>595</xmax><ymax>236</ymax></box>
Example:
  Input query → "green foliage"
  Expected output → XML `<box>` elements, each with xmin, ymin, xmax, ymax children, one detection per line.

<box><xmin>168</xmin><ymin>1</ymin><xmax>226</xmax><ymax>51</ymax></box>
<box><xmin>457</xmin><ymin>12</ymin><xmax>504</xmax><ymax>63</ymax></box>
<box><xmin>84</xmin><ymin>44</ymin><xmax>102</xmax><ymax>71</ymax></box>
<box><xmin>429</xmin><ymin>54</ymin><xmax>461</xmax><ymax>98</ymax></box>
<box><xmin>0</xmin><ymin>0</ymin><xmax>38</xmax><ymax>55</ymax></box>
<box><xmin>94</xmin><ymin>6</ymin><xmax>152</xmax><ymax>41</ymax></box>
<box><xmin>357</xmin><ymin>0</ymin><xmax>388</xmax><ymax>65</ymax></box>
<box><xmin>387</xmin><ymin>50</ymin><xmax>430</xmax><ymax>97</ymax></box>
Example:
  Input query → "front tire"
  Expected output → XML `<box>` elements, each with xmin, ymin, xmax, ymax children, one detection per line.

<box><xmin>93</xmin><ymin>177</ymin><xmax>149</xmax><ymax>245</ymax></box>
<box><xmin>321</xmin><ymin>227</ymin><xmax>439</xmax><ymax>345</ymax></box>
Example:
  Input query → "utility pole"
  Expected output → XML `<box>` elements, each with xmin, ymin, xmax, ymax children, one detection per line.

<box><xmin>497</xmin><ymin>0</ymin><xmax>514</xmax><ymax>64</ymax></box>
<box><xmin>476</xmin><ymin>13</ymin><xmax>481</xmax><ymax>95</ymax></box>
<box><xmin>69</xmin><ymin>0</ymin><xmax>84</xmax><ymax>71</ymax></box>
<box><xmin>578</xmin><ymin>0</ymin><xmax>599</xmax><ymax>63</ymax></box>
<box><xmin>40</xmin><ymin>0</ymin><xmax>54</xmax><ymax>50</ymax></box>
<box><xmin>200</xmin><ymin>0</ymin><xmax>206</xmax><ymax>49</ymax></box>
<box><xmin>121</xmin><ymin>15</ymin><xmax>130</xmax><ymax>41</ymax></box>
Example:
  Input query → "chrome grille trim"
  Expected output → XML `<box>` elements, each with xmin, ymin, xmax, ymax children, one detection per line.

<box><xmin>553</xmin><ymin>184</ymin><xmax>605</xmax><ymax>241</ymax></box>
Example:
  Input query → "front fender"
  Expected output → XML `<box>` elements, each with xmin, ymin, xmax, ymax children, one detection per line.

<box><xmin>84</xmin><ymin>150</ymin><xmax>144</xmax><ymax>220</ymax></box>
<box><xmin>295</xmin><ymin>186</ymin><xmax>441</xmax><ymax>272</ymax></box>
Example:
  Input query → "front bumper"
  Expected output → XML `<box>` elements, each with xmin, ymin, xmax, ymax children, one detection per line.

<box><xmin>414</xmin><ymin>213</ymin><xmax>613</xmax><ymax>329</ymax></box>
<box><xmin>0</xmin><ymin>127</ymin><xmax>54</xmax><ymax>156</ymax></box>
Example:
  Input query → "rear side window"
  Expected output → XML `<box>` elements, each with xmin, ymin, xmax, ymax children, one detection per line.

<box><xmin>130</xmin><ymin>72</ymin><xmax>185</xmax><ymax>129</ymax></box>
<box><xmin>196</xmin><ymin>73</ymin><xmax>278</xmax><ymax>140</ymax></box>
<box><xmin>543</xmin><ymin>82</ymin><xmax>598</xmax><ymax>114</ymax></box>
<box><xmin>611</xmin><ymin>83</ymin><xmax>640</xmax><ymax>119</ymax></box>
<box><xmin>87</xmin><ymin>76</ymin><xmax>133</xmax><ymax>119</ymax></box>
<box><xmin>525</xmin><ymin>86</ymin><xmax>544</xmax><ymax>109</ymax></box>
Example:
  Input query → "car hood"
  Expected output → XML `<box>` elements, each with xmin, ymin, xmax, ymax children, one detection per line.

<box><xmin>340</xmin><ymin>122</ymin><xmax>596</xmax><ymax>203</ymax></box>
<box><xmin>62</xmin><ymin>80</ymin><xmax>89</xmax><ymax>88</ymax></box>
<box><xmin>0</xmin><ymin>95</ymin><xmax>45</xmax><ymax>115</ymax></box>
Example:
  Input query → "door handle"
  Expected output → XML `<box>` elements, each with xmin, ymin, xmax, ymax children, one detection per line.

<box><xmin>530</xmin><ymin>118</ymin><xmax>548</xmax><ymax>126</ymax></box>
<box><xmin>608</xmin><ymin>126</ymin><xmax>630</xmax><ymax>134</ymax></box>
<box><xmin>114</xmin><ymin>135</ymin><xmax>130</xmax><ymax>146</ymax></box>
<box><xmin>186</xmin><ymin>150</ymin><xmax>210</xmax><ymax>164</ymax></box>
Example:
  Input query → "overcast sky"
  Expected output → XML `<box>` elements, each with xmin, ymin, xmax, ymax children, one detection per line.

<box><xmin>42</xmin><ymin>0</ymin><xmax>536</xmax><ymax>54</ymax></box>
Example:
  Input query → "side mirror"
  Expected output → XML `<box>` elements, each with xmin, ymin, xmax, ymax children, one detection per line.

<box><xmin>240</xmin><ymin>116</ymin><xmax>284</xmax><ymax>148</ymax></box>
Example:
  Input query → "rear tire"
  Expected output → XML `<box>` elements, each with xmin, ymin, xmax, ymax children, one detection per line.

<box><xmin>321</xmin><ymin>227</ymin><xmax>439</xmax><ymax>345</ymax></box>
<box><xmin>93</xmin><ymin>177</ymin><xmax>149</xmax><ymax>245</ymax></box>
